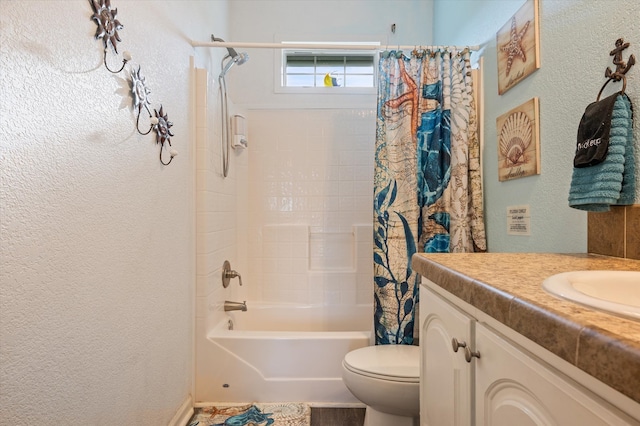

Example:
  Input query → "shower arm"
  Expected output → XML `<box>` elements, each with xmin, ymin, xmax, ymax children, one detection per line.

<box><xmin>212</xmin><ymin>35</ymin><xmax>240</xmax><ymax>58</ymax></box>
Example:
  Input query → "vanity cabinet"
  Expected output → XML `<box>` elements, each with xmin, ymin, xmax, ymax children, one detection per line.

<box><xmin>421</xmin><ymin>282</ymin><xmax>473</xmax><ymax>426</ymax></box>
<box><xmin>420</xmin><ymin>280</ymin><xmax>638</xmax><ymax>426</ymax></box>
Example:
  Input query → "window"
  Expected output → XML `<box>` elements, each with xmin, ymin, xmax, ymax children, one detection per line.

<box><xmin>284</xmin><ymin>51</ymin><xmax>376</xmax><ymax>88</ymax></box>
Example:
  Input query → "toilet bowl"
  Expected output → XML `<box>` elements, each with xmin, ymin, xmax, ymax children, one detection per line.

<box><xmin>341</xmin><ymin>345</ymin><xmax>420</xmax><ymax>426</ymax></box>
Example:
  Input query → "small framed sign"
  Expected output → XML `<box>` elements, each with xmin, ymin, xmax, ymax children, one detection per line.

<box><xmin>507</xmin><ymin>205</ymin><xmax>531</xmax><ymax>236</ymax></box>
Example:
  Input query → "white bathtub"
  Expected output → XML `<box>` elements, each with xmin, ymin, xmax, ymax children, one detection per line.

<box><xmin>197</xmin><ymin>302</ymin><xmax>372</xmax><ymax>404</ymax></box>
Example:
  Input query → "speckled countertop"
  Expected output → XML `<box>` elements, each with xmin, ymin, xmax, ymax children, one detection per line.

<box><xmin>412</xmin><ymin>253</ymin><xmax>640</xmax><ymax>405</ymax></box>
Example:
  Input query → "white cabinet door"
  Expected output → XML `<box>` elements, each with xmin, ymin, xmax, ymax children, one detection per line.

<box><xmin>421</xmin><ymin>284</ymin><xmax>473</xmax><ymax>426</ymax></box>
<box><xmin>475</xmin><ymin>323</ymin><xmax>636</xmax><ymax>426</ymax></box>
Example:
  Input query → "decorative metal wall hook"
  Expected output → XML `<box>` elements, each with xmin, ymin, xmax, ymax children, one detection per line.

<box><xmin>605</xmin><ymin>38</ymin><xmax>635</xmax><ymax>81</ymax></box>
<box><xmin>129</xmin><ymin>66</ymin><xmax>155</xmax><ymax>134</ymax></box>
<box><xmin>136</xmin><ymin>108</ymin><xmax>157</xmax><ymax>135</ymax></box>
<box><xmin>104</xmin><ymin>48</ymin><xmax>131</xmax><ymax>73</ymax></box>
<box><xmin>90</xmin><ymin>0</ymin><xmax>123</xmax><ymax>51</ymax></box>
<box><xmin>89</xmin><ymin>0</ymin><xmax>177</xmax><ymax>166</ymax></box>
<box><xmin>159</xmin><ymin>145</ymin><xmax>178</xmax><ymax>166</ymax></box>
<box><xmin>152</xmin><ymin>106</ymin><xmax>177</xmax><ymax>165</ymax></box>
<box><xmin>90</xmin><ymin>0</ymin><xmax>129</xmax><ymax>73</ymax></box>
<box><xmin>597</xmin><ymin>38</ymin><xmax>635</xmax><ymax>101</ymax></box>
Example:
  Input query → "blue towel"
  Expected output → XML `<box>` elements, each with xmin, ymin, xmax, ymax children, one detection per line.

<box><xmin>618</xmin><ymin>103</ymin><xmax>636</xmax><ymax>205</ymax></box>
<box><xmin>569</xmin><ymin>94</ymin><xmax>635</xmax><ymax>211</ymax></box>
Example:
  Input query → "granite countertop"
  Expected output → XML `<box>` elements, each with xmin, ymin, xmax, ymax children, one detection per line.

<box><xmin>411</xmin><ymin>252</ymin><xmax>640</xmax><ymax>405</ymax></box>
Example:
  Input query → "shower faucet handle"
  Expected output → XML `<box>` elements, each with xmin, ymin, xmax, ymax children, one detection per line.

<box><xmin>222</xmin><ymin>260</ymin><xmax>243</xmax><ymax>287</ymax></box>
<box><xmin>226</xmin><ymin>269</ymin><xmax>243</xmax><ymax>286</ymax></box>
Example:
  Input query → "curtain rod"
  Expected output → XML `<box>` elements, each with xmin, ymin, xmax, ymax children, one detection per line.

<box><xmin>191</xmin><ymin>40</ymin><xmax>480</xmax><ymax>52</ymax></box>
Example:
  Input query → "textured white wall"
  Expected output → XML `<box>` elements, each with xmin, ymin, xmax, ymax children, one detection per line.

<box><xmin>0</xmin><ymin>1</ymin><xmax>224</xmax><ymax>423</ymax></box>
<box><xmin>433</xmin><ymin>0</ymin><xmax>640</xmax><ymax>252</ymax></box>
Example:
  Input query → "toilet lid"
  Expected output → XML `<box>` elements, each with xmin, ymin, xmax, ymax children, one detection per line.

<box><xmin>343</xmin><ymin>345</ymin><xmax>419</xmax><ymax>382</ymax></box>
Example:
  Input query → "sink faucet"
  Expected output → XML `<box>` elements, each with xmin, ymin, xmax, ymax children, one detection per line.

<box><xmin>224</xmin><ymin>300</ymin><xmax>247</xmax><ymax>312</ymax></box>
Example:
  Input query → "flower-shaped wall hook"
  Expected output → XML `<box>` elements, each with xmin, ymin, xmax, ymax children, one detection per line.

<box><xmin>90</xmin><ymin>0</ymin><xmax>130</xmax><ymax>73</ymax></box>
<box><xmin>152</xmin><ymin>106</ymin><xmax>177</xmax><ymax>165</ymax></box>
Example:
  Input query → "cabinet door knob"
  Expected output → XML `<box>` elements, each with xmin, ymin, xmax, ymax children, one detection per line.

<box><xmin>464</xmin><ymin>346</ymin><xmax>481</xmax><ymax>362</ymax></box>
<box><xmin>451</xmin><ymin>337</ymin><xmax>467</xmax><ymax>353</ymax></box>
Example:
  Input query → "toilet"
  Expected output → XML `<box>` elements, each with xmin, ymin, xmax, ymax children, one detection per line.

<box><xmin>341</xmin><ymin>344</ymin><xmax>420</xmax><ymax>426</ymax></box>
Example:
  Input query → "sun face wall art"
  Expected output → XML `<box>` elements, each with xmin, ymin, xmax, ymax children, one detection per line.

<box><xmin>89</xmin><ymin>0</ymin><xmax>177</xmax><ymax>166</ymax></box>
<box><xmin>496</xmin><ymin>98</ymin><xmax>540</xmax><ymax>181</ymax></box>
<box><xmin>496</xmin><ymin>0</ymin><xmax>540</xmax><ymax>95</ymax></box>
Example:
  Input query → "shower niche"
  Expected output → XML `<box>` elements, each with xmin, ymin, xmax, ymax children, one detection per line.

<box><xmin>309</xmin><ymin>231</ymin><xmax>354</xmax><ymax>271</ymax></box>
<box><xmin>254</xmin><ymin>224</ymin><xmax>372</xmax><ymax>305</ymax></box>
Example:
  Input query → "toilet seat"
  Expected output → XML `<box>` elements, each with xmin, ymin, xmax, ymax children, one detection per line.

<box><xmin>342</xmin><ymin>345</ymin><xmax>419</xmax><ymax>383</ymax></box>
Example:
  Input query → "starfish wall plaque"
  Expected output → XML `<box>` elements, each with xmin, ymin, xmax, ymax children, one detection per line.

<box><xmin>496</xmin><ymin>0</ymin><xmax>540</xmax><ymax>95</ymax></box>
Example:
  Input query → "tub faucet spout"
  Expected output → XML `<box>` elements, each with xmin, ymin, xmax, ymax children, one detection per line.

<box><xmin>224</xmin><ymin>300</ymin><xmax>247</xmax><ymax>312</ymax></box>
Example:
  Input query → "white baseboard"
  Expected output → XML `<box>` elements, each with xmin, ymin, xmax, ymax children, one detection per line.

<box><xmin>168</xmin><ymin>395</ymin><xmax>194</xmax><ymax>426</ymax></box>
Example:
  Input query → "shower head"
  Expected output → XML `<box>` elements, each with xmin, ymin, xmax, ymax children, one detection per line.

<box><xmin>233</xmin><ymin>51</ymin><xmax>249</xmax><ymax>66</ymax></box>
<box><xmin>212</xmin><ymin>35</ymin><xmax>249</xmax><ymax>76</ymax></box>
<box><xmin>219</xmin><ymin>51</ymin><xmax>250</xmax><ymax>78</ymax></box>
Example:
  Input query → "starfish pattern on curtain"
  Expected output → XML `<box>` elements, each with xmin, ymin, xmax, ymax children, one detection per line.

<box><xmin>373</xmin><ymin>49</ymin><xmax>486</xmax><ymax>345</ymax></box>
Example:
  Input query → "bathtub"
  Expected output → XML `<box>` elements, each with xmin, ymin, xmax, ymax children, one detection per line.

<box><xmin>196</xmin><ymin>302</ymin><xmax>372</xmax><ymax>404</ymax></box>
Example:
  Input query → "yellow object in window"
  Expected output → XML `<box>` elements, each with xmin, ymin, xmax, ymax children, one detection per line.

<box><xmin>324</xmin><ymin>73</ymin><xmax>338</xmax><ymax>87</ymax></box>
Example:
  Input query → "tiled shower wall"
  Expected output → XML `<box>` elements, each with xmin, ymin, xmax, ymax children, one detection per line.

<box><xmin>246</xmin><ymin>109</ymin><xmax>376</xmax><ymax>305</ymax></box>
<box><xmin>195</xmin><ymin>68</ymin><xmax>249</xmax><ymax>331</ymax></box>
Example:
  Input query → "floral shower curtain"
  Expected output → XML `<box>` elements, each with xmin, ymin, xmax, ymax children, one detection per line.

<box><xmin>373</xmin><ymin>49</ymin><xmax>486</xmax><ymax>345</ymax></box>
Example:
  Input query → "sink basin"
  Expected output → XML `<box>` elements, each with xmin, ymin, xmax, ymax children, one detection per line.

<box><xmin>542</xmin><ymin>271</ymin><xmax>640</xmax><ymax>321</ymax></box>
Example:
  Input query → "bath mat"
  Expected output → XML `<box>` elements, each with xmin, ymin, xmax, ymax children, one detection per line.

<box><xmin>189</xmin><ymin>402</ymin><xmax>310</xmax><ymax>426</ymax></box>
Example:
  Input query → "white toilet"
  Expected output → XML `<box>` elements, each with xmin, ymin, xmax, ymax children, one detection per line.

<box><xmin>341</xmin><ymin>344</ymin><xmax>420</xmax><ymax>426</ymax></box>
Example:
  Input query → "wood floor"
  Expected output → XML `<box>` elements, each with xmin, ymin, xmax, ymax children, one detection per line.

<box><xmin>310</xmin><ymin>407</ymin><xmax>365</xmax><ymax>426</ymax></box>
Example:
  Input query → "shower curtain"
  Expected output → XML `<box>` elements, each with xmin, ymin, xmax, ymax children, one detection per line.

<box><xmin>373</xmin><ymin>49</ymin><xmax>486</xmax><ymax>345</ymax></box>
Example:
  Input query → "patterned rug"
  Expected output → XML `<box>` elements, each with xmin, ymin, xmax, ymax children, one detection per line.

<box><xmin>189</xmin><ymin>403</ymin><xmax>310</xmax><ymax>426</ymax></box>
